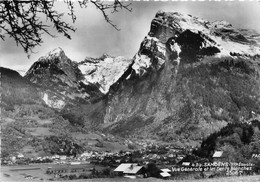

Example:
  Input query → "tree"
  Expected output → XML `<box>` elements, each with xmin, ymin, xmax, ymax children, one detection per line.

<box><xmin>146</xmin><ymin>163</ymin><xmax>161</xmax><ymax>178</ymax></box>
<box><xmin>0</xmin><ymin>0</ymin><xmax>131</xmax><ymax>54</ymax></box>
<box><xmin>250</xmin><ymin>130</ymin><xmax>260</xmax><ymax>154</ymax></box>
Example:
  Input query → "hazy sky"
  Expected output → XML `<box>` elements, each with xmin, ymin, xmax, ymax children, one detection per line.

<box><xmin>1</xmin><ymin>1</ymin><xmax>260</xmax><ymax>74</ymax></box>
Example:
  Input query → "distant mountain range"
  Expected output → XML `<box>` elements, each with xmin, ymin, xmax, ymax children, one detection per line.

<box><xmin>2</xmin><ymin>11</ymin><xmax>260</xmax><ymax>147</ymax></box>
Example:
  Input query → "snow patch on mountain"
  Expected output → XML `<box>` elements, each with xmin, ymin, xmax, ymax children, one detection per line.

<box><xmin>214</xmin><ymin>36</ymin><xmax>260</xmax><ymax>57</ymax></box>
<box><xmin>146</xmin><ymin>36</ymin><xmax>166</xmax><ymax>56</ymax></box>
<box><xmin>152</xmin><ymin>12</ymin><xmax>260</xmax><ymax>58</ymax></box>
<box><xmin>132</xmin><ymin>54</ymin><xmax>152</xmax><ymax>76</ymax></box>
<box><xmin>42</xmin><ymin>93</ymin><xmax>65</xmax><ymax>109</ymax></box>
<box><xmin>42</xmin><ymin>47</ymin><xmax>66</xmax><ymax>60</ymax></box>
<box><xmin>78</xmin><ymin>56</ymin><xmax>132</xmax><ymax>94</ymax></box>
<box><xmin>132</xmin><ymin>35</ymin><xmax>166</xmax><ymax>75</ymax></box>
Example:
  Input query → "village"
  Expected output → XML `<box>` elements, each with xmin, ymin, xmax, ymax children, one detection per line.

<box><xmin>1</xmin><ymin>143</ymin><xmax>192</xmax><ymax>180</ymax></box>
<box><xmin>1</xmin><ymin>142</ymin><xmax>256</xmax><ymax>181</ymax></box>
<box><xmin>2</xmin><ymin>142</ymin><xmax>189</xmax><ymax>165</ymax></box>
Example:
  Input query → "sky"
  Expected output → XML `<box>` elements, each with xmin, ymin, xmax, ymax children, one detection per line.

<box><xmin>1</xmin><ymin>1</ymin><xmax>260</xmax><ymax>75</ymax></box>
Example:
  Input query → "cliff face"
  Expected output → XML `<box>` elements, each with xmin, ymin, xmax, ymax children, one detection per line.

<box><xmin>24</xmin><ymin>47</ymin><xmax>92</xmax><ymax>109</ymax></box>
<box><xmin>103</xmin><ymin>12</ymin><xmax>260</xmax><ymax>145</ymax></box>
<box><xmin>24</xmin><ymin>48</ymin><xmax>133</xmax><ymax>109</ymax></box>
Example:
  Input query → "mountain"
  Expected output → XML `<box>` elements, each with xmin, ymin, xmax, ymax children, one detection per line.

<box><xmin>2</xmin><ymin>11</ymin><xmax>260</xmax><ymax>149</ymax></box>
<box><xmin>78</xmin><ymin>54</ymin><xmax>133</xmax><ymax>94</ymax></box>
<box><xmin>25</xmin><ymin>48</ymin><xmax>133</xmax><ymax>107</ymax></box>
<box><xmin>1</xmin><ymin>53</ymin><xmax>133</xmax><ymax>159</ymax></box>
<box><xmin>20</xmin><ymin>48</ymin><xmax>133</xmax><ymax>129</ymax></box>
<box><xmin>24</xmin><ymin>47</ymin><xmax>93</xmax><ymax>108</ymax></box>
<box><xmin>25</xmin><ymin>47</ymin><xmax>81</xmax><ymax>88</ymax></box>
<box><xmin>103</xmin><ymin>11</ymin><xmax>260</xmax><ymax>146</ymax></box>
<box><xmin>0</xmin><ymin>67</ymin><xmax>43</xmax><ymax>110</ymax></box>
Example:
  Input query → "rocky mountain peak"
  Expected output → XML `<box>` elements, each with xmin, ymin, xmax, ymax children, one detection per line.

<box><xmin>103</xmin><ymin>11</ymin><xmax>260</xmax><ymax>144</ymax></box>
<box><xmin>130</xmin><ymin>11</ymin><xmax>260</xmax><ymax>77</ymax></box>
<box><xmin>24</xmin><ymin>48</ymin><xmax>83</xmax><ymax>107</ymax></box>
<box><xmin>83</xmin><ymin>53</ymin><xmax>114</xmax><ymax>64</ymax></box>
<box><xmin>48</xmin><ymin>47</ymin><xmax>64</xmax><ymax>55</ymax></box>
<box><xmin>37</xmin><ymin>47</ymin><xmax>68</xmax><ymax>64</ymax></box>
<box><xmin>151</xmin><ymin>11</ymin><xmax>260</xmax><ymax>52</ymax></box>
<box><xmin>45</xmin><ymin>47</ymin><xmax>66</xmax><ymax>59</ymax></box>
<box><xmin>100</xmin><ymin>53</ymin><xmax>112</xmax><ymax>60</ymax></box>
<box><xmin>78</xmin><ymin>54</ymin><xmax>132</xmax><ymax>94</ymax></box>
<box><xmin>211</xmin><ymin>20</ymin><xmax>232</xmax><ymax>29</ymax></box>
<box><xmin>25</xmin><ymin>47</ymin><xmax>79</xmax><ymax>81</ymax></box>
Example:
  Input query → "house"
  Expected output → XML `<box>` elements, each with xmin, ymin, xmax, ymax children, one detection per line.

<box><xmin>160</xmin><ymin>168</ymin><xmax>171</xmax><ymax>173</ymax></box>
<box><xmin>160</xmin><ymin>172</ymin><xmax>171</xmax><ymax>178</ymax></box>
<box><xmin>160</xmin><ymin>168</ymin><xmax>171</xmax><ymax>178</ymax></box>
<box><xmin>70</xmin><ymin>161</ymin><xmax>81</xmax><ymax>165</ymax></box>
<box><xmin>114</xmin><ymin>163</ymin><xmax>145</xmax><ymax>178</ymax></box>
<box><xmin>114</xmin><ymin>163</ymin><xmax>138</xmax><ymax>173</ymax></box>
<box><xmin>46</xmin><ymin>164</ymin><xmax>89</xmax><ymax>175</ymax></box>
<box><xmin>212</xmin><ymin>151</ymin><xmax>223</xmax><ymax>158</ymax></box>
<box><xmin>60</xmin><ymin>155</ymin><xmax>67</xmax><ymax>160</ymax></box>
<box><xmin>10</xmin><ymin>156</ymin><xmax>16</xmax><ymax>162</ymax></box>
<box><xmin>177</xmin><ymin>154</ymin><xmax>185</xmax><ymax>160</ymax></box>
<box><xmin>182</xmin><ymin>162</ymin><xmax>191</xmax><ymax>166</ymax></box>
<box><xmin>123</xmin><ymin>165</ymin><xmax>144</xmax><ymax>175</ymax></box>
<box><xmin>212</xmin><ymin>151</ymin><xmax>224</xmax><ymax>162</ymax></box>
<box><xmin>17</xmin><ymin>153</ymin><xmax>24</xmax><ymax>159</ymax></box>
<box><xmin>54</xmin><ymin>155</ymin><xmax>60</xmax><ymax>159</ymax></box>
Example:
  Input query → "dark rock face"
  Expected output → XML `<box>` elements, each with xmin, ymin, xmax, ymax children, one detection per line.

<box><xmin>25</xmin><ymin>48</ymin><xmax>82</xmax><ymax>92</ymax></box>
<box><xmin>24</xmin><ymin>48</ymin><xmax>105</xmax><ymax>109</ymax></box>
<box><xmin>103</xmin><ymin>11</ymin><xmax>260</xmax><ymax>146</ymax></box>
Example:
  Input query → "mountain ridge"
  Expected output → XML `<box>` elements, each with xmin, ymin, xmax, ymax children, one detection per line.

<box><xmin>101</xmin><ymin>11</ymin><xmax>260</xmax><ymax>145</ymax></box>
<box><xmin>2</xmin><ymin>11</ymin><xmax>260</xmax><ymax>147</ymax></box>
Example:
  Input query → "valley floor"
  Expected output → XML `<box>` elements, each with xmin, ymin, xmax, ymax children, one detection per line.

<box><xmin>58</xmin><ymin>175</ymin><xmax>260</xmax><ymax>182</ymax></box>
<box><xmin>1</xmin><ymin>174</ymin><xmax>260</xmax><ymax>182</ymax></box>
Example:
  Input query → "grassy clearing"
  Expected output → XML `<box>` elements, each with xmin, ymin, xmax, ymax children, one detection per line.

<box><xmin>27</xmin><ymin>127</ymin><xmax>53</xmax><ymax>136</ymax></box>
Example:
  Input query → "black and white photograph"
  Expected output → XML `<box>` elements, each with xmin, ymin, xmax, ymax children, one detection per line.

<box><xmin>1</xmin><ymin>0</ymin><xmax>260</xmax><ymax>181</ymax></box>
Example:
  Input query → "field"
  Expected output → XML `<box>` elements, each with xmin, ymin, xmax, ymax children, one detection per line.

<box><xmin>1</xmin><ymin>164</ymin><xmax>260</xmax><ymax>182</ymax></box>
<box><xmin>1</xmin><ymin>164</ymin><xmax>51</xmax><ymax>181</ymax></box>
<box><xmin>0</xmin><ymin>163</ymin><xmax>102</xmax><ymax>182</ymax></box>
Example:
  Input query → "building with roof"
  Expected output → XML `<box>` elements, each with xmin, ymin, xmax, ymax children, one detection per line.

<box><xmin>182</xmin><ymin>162</ymin><xmax>191</xmax><ymax>166</ymax></box>
<box><xmin>114</xmin><ymin>163</ymin><xmax>138</xmax><ymax>173</ymax></box>
<box><xmin>60</xmin><ymin>155</ymin><xmax>67</xmax><ymax>160</ymax></box>
<box><xmin>46</xmin><ymin>164</ymin><xmax>90</xmax><ymax>175</ymax></box>
<box><xmin>17</xmin><ymin>153</ymin><xmax>24</xmax><ymax>159</ymax></box>
<box><xmin>213</xmin><ymin>151</ymin><xmax>223</xmax><ymax>158</ymax></box>
<box><xmin>160</xmin><ymin>171</ymin><xmax>171</xmax><ymax>178</ymax></box>
<box><xmin>114</xmin><ymin>163</ymin><xmax>145</xmax><ymax>178</ymax></box>
<box><xmin>124</xmin><ymin>165</ymin><xmax>144</xmax><ymax>175</ymax></box>
<box><xmin>160</xmin><ymin>168</ymin><xmax>171</xmax><ymax>178</ymax></box>
<box><xmin>213</xmin><ymin>151</ymin><xmax>224</xmax><ymax>162</ymax></box>
<box><xmin>160</xmin><ymin>168</ymin><xmax>171</xmax><ymax>173</ymax></box>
